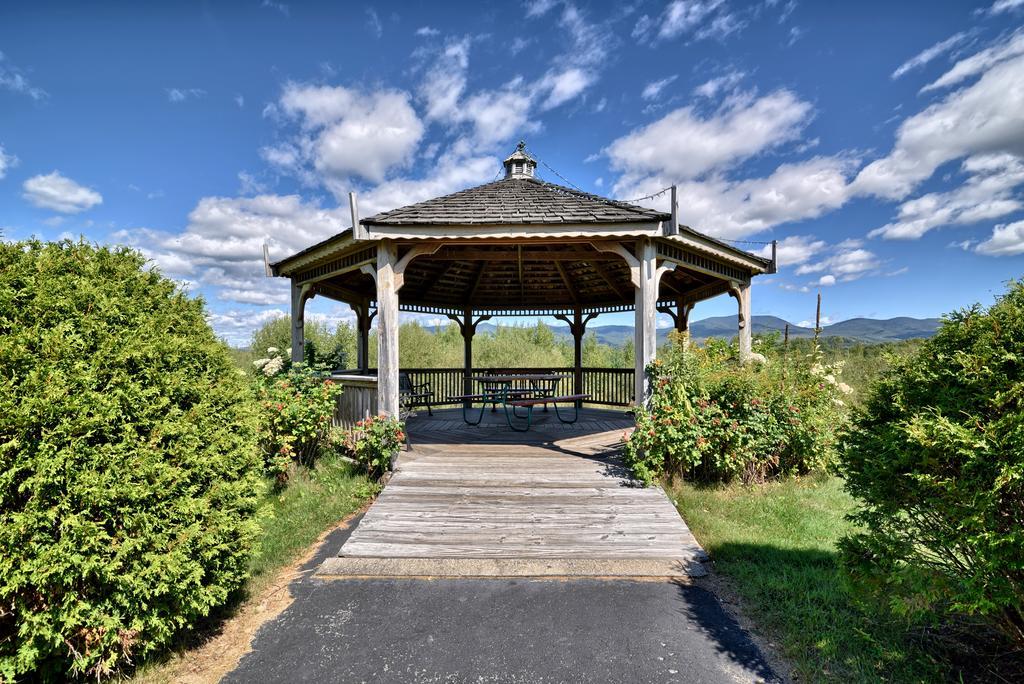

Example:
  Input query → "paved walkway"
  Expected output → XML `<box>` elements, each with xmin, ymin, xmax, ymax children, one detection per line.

<box><xmin>224</xmin><ymin>408</ymin><xmax>778</xmax><ymax>682</ymax></box>
<box><xmin>225</xmin><ymin>522</ymin><xmax>779</xmax><ymax>683</ymax></box>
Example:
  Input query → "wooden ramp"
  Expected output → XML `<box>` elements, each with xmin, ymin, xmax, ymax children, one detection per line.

<box><xmin>318</xmin><ymin>408</ymin><xmax>707</xmax><ymax>578</ymax></box>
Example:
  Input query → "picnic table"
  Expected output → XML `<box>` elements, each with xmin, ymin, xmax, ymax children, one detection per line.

<box><xmin>451</xmin><ymin>373</ymin><xmax>589</xmax><ymax>431</ymax></box>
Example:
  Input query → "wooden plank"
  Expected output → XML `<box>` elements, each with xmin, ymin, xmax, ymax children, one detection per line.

<box><xmin>336</xmin><ymin>407</ymin><xmax>705</xmax><ymax>563</ymax></box>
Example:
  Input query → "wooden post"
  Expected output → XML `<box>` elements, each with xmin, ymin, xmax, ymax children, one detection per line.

<box><xmin>463</xmin><ymin>307</ymin><xmax>473</xmax><ymax>406</ymax></box>
<box><xmin>556</xmin><ymin>308</ymin><xmax>597</xmax><ymax>408</ymax></box>
<box><xmin>376</xmin><ymin>241</ymin><xmax>399</xmax><ymax>417</ymax></box>
<box><xmin>634</xmin><ymin>239</ymin><xmax>659</xmax><ymax>406</ymax></box>
<box><xmin>594</xmin><ymin>238</ymin><xmax>671</xmax><ymax>406</ymax></box>
<box><xmin>445</xmin><ymin>308</ymin><xmax>491</xmax><ymax>410</ymax></box>
<box><xmin>355</xmin><ymin>301</ymin><xmax>373</xmax><ymax>373</ymax></box>
<box><xmin>729</xmin><ymin>280</ymin><xmax>752</xmax><ymax>363</ymax></box>
<box><xmin>668</xmin><ymin>185</ymin><xmax>678</xmax><ymax>236</ymax></box>
<box><xmin>289</xmin><ymin>281</ymin><xmax>311</xmax><ymax>365</ymax></box>
<box><xmin>815</xmin><ymin>291</ymin><xmax>823</xmax><ymax>340</ymax></box>
<box><xmin>573</xmin><ymin>307</ymin><xmax>584</xmax><ymax>403</ymax></box>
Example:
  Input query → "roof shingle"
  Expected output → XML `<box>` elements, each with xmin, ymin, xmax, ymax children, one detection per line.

<box><xmin>362</xmin><ymin>177</ymin><xmax>670</xmax><ymax>226</ymax></box>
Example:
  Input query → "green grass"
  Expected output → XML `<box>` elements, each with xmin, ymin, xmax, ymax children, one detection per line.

<box><xmin>247</xmin><ymin>457</ymin><xmax>377</xmax><ymax>593</ymax></box>
<box><xmin>668</xmin><ymin>475</ymin><xmax>941</xmax><ymax>682</ymax></box>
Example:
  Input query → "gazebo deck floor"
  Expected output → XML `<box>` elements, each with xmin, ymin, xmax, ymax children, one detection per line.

<box><xmin>321</xmin><ymin>408</ymin><xmax>708</xmax><ymax>577</ymax></box>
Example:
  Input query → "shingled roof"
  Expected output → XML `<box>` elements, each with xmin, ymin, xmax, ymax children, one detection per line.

<box><xmin>362</xmin><ymin>176</ymin><xmax>671</xmax><ymax>227</ymax></box>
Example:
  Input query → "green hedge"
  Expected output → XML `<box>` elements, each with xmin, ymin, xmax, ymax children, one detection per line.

<box><xmin>0</xmin><ymin>241</ymin><xmax>262</xmax><ymax>680</ymax></box>
<box><xmin>840</xmin><ymin>281</ymin><xmax>1024</xmax><ymax>648</ymax></box>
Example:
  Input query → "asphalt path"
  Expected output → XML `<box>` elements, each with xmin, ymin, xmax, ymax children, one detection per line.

<box><xmin>224</xmin><ymin>518</ymin><xmax>778</xmax><ymax>683</ymax></box>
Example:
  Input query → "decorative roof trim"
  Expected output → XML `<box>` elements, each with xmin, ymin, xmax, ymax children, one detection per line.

<box><xmin>658</xmin><ymin>231</ymin><xmax>772</xmax><ymax>274</ymax></box>
<box><xmin>270</xmin><ymin>228</ymin><xmax>355</xmax><ymax>276</ymax></box>
<box><xmin>364</xmin><ymin>222</ymin><xmax>664</xmax><ymax>240</ymax></box>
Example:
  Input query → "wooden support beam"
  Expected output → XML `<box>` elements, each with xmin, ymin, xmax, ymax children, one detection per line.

<box><xmin>633</xmin><ymin>239</ymin><xmax>658</xmax><ymax>406</ymax></box>
<box><xmin>591</xmin><ymin>260</ymin><xmax>631</xmax><ymax>303</ymax></box>
<box><xmin>289</xmin><ymin>282</ymin><xmax>313</xmax><ymax>364</ymax></box>
<box><xmin>354</xmin><ymin>301</ymin><xmax>375</xmax><ymax>373</ymax></box>
<box><xmin>418</xmin><ymin>260</ymin><xmax>459</xmax><ymax>302</ymax></box>
<box><xmin>393</xmin><ymin>243</ymin><xmax>443</xmax><ymax>291</ymax></box>
<box><xmin>446</xmin><ymin>308</ymin><xmax>492</xmax><ymax>408</ymax></box>
<box><xmin>554</xmin><ymin>307</ymin><xmax>598</xmax><ymax>408</ymax></box>
<box><xmin>466</xmin><ymin>261</ymin><xmax>486</xmax><ymax>305</ymax></box>
<box><xmin>728</xmin><ymin>280</ymin><xmax>752</xmax><ymax>363</ymax></box>
<box><xmin>551</xmin><ymin>246</ymin><xmax>581</xmax><ymax>304</ymax></box>
<box><xmin>593</xmin><ymin>242</ymin><xmax>641</xmax><ymax>287</ymax></box>
<box><xmin>376</xmin><ymin>241</ymin><xmax>400</xmax><ymax>417</ymax></box>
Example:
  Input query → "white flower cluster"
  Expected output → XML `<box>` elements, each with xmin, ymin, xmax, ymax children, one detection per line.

<box><xmin>252</xmin><ymin>347</ymin><xmax>286</xmax><ymax>377</ymax></box>
<box><xmin>810</xmin><ymin>359</ymin><xmax>853</xmax><ymax>397</ymax></box>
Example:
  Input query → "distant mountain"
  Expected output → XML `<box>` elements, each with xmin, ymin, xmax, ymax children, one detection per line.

<box><xmin>472</xmin><ymin>315</ymin><xmax>940</xmax><ymax>345</ymax></box>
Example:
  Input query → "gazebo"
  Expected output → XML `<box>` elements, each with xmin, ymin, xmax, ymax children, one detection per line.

<box><xmin>270</xmin><ymin>143</ymin><xmax>775</xmax><ymax>419</ymax></box>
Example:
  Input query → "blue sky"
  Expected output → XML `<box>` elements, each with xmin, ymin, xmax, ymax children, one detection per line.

<box><xmin>2</xmin><ymin>0</ymin><xmax>1023</xmax><ymax>345</ymax></box>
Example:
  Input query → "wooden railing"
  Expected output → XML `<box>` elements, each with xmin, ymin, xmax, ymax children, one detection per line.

<box><xmin>329</xmin><ymin>373</ymin><xmax>378</xmax><ymax>428</ymax></box>
<box><xmin>400</xmin><ymin>367</ymin><xmax>635</xmax><ymax>407</ymax></box>
<box><xmin>331</xmin><ymin>368</ymin><xmax>635</xmax><ymax>418</ymax></box>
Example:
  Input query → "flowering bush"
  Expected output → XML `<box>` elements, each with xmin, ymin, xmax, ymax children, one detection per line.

<box><xmin>345</xmin><ymin>415</ymin><xmax>406</xmax><ymax>479</ymax></box>
<box><xmin>624</xmin><ymin>334</ymin><xmax>850</xmax><ymax>485</ymax></box>
<box><xmin>840</xmin><ymin>281</ymin><xmax>1024</xmax><ymax>648</ymax></box>
<box><xmin>254</xmin><ymin>351</ymin><xmax>342</xmax><ymax>483</ymax></box>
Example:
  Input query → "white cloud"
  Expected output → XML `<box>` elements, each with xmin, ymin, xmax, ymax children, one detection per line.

<box><xmin>695</xmin><ymin>11</ymin><xmax>746</xmax><ymax>40</ymax></box>
<box><xmin>617</xmin><ymin>156</ymin><xmax>857</xmax><ymax>239</ymax></box>
<box><xmin>854</xmin><ymin>54</ymin><xmax>1024</xmax><ymax>200</ymax></box>
<box><xmin>415</xmin><ymin>5</ymin><xmax>606</xmax><ymax>149</ymax></box>
<box><xmin>269</xmin><ymin>82</ymin><xmax>424</xmax><ymax>185</ymax></box>
<box><xmin>365</xmin><ymin>8</ymin><xmax>383</xmax><ymax>38</ymax></box>
<box><xmin>234</xmin><ymin>93</ymin><xmax>245</xmax><ymax>108</ymax></box>
<box><xmin>358</xmin><ymin>155</ymin><xmax>497</xmax><ymax>216</ymax></box>
<box><xmin>869</xmin><ymin>153</ymin><xmax>1024</xmax><ymax>239</ymax></box>
<box><xmin>539</xmin><ymin>67</ymin><xmax>595</xmax><ymax>109</ymax></box>
<box><xmin>795</xmin><ymin>239</ymin><xmax>881</xmax><ymax>283</ymax></box>
<box><xmin>922</xmin><ymin>28</ymin><xmax>1024</xmax><ymax>92</ymax></box>
<box><xmin>0</xmin><ymin>51</ymin><xmax>47</xmax><ymax>100</ymax></box>
<box><xmin>207</xmin><ymin>308</ymin><xmax>288</xmax><ymax>345</ymax></box>
<box><xmin>238</xmin><ymin>171</ymin><xmax>268</xmax><ymax>195</ymax></box>
<box><xmin>987</xmin><ymin>0</ymin><xmax>1024</xmax><ymax>15</ymax></box>
<box><xmin>166</xmin><ymin>87</ymin><xmax>206</xmax><ymax>102</ymax></box>
<box><xmin>633</xmin><ymin>0</ymin><xmax>748</xmax><ymax>42</ymax></box>
<box><xmin>0</xmin><ymin>144</ymin><xmax>17</xmax><ymax>179</ymax></box>
<box><xmin>261</xmin><ymin>0</ymin><xmax>289</xmax><ymax>17</ymax></box>
<box><xmin>420</xmin><ymin>38</ymin><xmax>470</xmax><ymax>122</ymax></box>
<box><xmin>641</xmin><ymin>75</ymin><xmax>678</xmax><ymax>100</ymax></box>
<box><xmin>114</xmin><ymin>194</ymin><xmax>348</xmax><ymax>306</ymax></box>
<box><xmin>757</xmin><ymin>234</ymin><xmax>827</xmax><ymax>267</ymax></box>
<box><xmin>607</xmin><ymin>89</ymin><xmax>813</xmax><ymax>182</ymax></box>
<box><xmin>892</xmin><ymin>31</ymin><xmax>973</xmax><ymax>80</ymax></box>
<box><xmin>415</xmin><ymin>26</ymin><xmax>440</xmax><ymax>37</ymax></box>
<box><xmin>975</xmin><ymin>219</ymin><xmax>1024</xmax><ymax>256</ymax></box>
<box><xmin>22</xmin><ymin>172</ymin><xmax>103</xmax><ymax>213</ymax></box>
<box><xmin>525</xmin><ymin>0</ymin><xmax>560</xmax><ymax>18</ymax></box>
<box><xmin>693</xmin><ymin>70</ymin><xmax>744</xmax><ymax>98</ymax></box>
<box><xmin>510</xmin><ymin>37</ymin><xmax>532</xmax><ymax>55</ymax></box>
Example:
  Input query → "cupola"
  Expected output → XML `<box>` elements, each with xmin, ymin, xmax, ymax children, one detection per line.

<box><xmin>502</xmin><ymin>140</ymin><xmax>537</xmax><ymax>179</ymax></box>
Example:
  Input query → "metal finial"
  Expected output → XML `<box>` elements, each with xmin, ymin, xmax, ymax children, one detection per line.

<box><xmin>516</xmin><ymin>140</ymin><xmax>526</xmax><ymax>152</ymax></box>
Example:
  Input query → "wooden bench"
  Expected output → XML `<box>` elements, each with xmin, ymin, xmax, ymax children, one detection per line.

<box><xmin>508</xmin><ymin>393</ymin><xmax>591</xmax><ymax>429</ymax></box>
<box><xmin>449</xmin><ymin>388</ymin><xmax>537</xmax><ymax>426</ymax></box>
